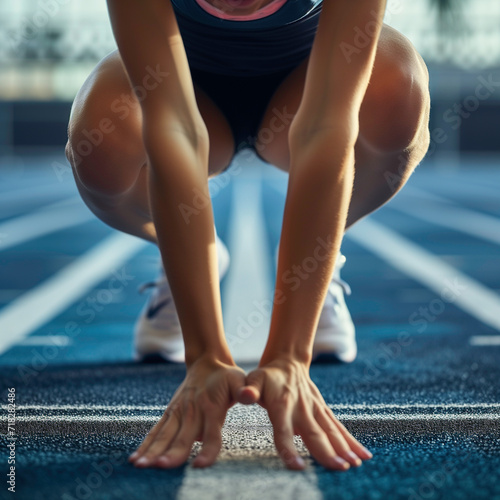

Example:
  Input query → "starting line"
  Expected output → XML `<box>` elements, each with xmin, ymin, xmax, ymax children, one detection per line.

<box><xmin>2</xmin><ymin>403</ymin><xmax>499</xmax><ymax>425</ymax></box>
<box><xmin>2</xmin><ymin>402</ymin><xmax>500</xmax><ymax>411</ymax></box>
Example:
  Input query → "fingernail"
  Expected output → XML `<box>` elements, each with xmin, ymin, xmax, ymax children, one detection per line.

<box><xmin>331</xmin><ymin>457</ymin><xmax>350</xmax><ymax>469</ymax></box>
<box><xmin>362</xmin><ymin>446</ymin><xmax>373</xmax><ymax>459</ymax></box>
<box><xmin>128</xmin><ymin>452</ymin><xmax>139</xmax><ymax>462</ymax></box>
<box><xmin>293</xmin><ymin>457</ymin><xmax>306</xmax><ymax>469</ymax></box>
<box><xmin>135</xmin><ymin>456</ymin><xmax>150</xmax><ymax>467</ymax></box>
<box><xmin>347</xmin><ymin>451</ymin><xmax>362</xmax><ymax>466</ymax></box>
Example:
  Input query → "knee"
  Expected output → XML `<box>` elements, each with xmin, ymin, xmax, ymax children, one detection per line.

<box><xmin>360</xmin><ymin>37</ymin><xmax>431</xmax><ymax>154</ymax></box>
<box><xmin>66</xmin><ymin>112</ymin><xmax>144</xmax><ymax>199</ymax></box>
<box><xmin>389</xmin><ymin>58</ymin><xmax>430</xmax><ymax>153</ymax></box>
<box><xmin>66</xmin><ymin>56</ymin><xmax>145</xmax><ymax>199</ymax></box>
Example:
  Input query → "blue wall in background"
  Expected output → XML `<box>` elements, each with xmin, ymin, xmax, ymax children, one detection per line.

<box><xmin>0</xmin><ymin>95</ymin><xmax>499</xmax><ymax>154</ymax></box>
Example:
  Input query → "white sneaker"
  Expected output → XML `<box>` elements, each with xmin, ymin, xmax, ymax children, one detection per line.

<box><xmin>134</xmin><ymin>231</ymin><xmax>230</xmax><ymax>363</ymax></box>
<box><xmin>313</xmin><ymin>253</ymin><xmax>357</xmax><ymax>363</ymax></box>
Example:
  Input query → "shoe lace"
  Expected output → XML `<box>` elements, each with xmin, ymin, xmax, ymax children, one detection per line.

<box><xmin>321</xmin><ymin>271</ymin><xmax>351</xmax><ymax>318</ymax></box>
<box><xmin>330</xmin><ymin>275</ymin><xmax>352</xmax><ymax>296</ymax></box>
<box><xmin>330</xmin><ymin>253</ymin><xmax>351</xmax><ymax>296</ymax></box>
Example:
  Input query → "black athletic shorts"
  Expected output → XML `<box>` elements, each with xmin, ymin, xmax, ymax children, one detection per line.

<box><xmin>190</xmin><ymin>64</ymin><xmax>300</xmax><ymax>157</ymax></box>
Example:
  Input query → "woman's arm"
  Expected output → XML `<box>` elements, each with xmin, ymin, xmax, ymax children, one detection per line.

<box><xmin>261</xmin><ymin>0</ymin><xmax>386</xmax><ymax>364</ymax></box>
<box><xmin>107</xmin><ymin>0</ymin><xmax>232</xmax><ymax>366</ymax></box>
<box><xmin>107</xmin><ymin>0</ymin><xmax>243</xmax><ymax>468</ymax></box>
<box><xmin>237</xmin><ymin>1</ymin><xmax>385</xmax><ymax>470</ymax></box>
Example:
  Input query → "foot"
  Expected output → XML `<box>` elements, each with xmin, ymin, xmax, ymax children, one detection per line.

<box><xmin>313</xmin><ymin>253</ymin><xmax>356</xmax><ymax>363</ymax></box>
<box><xmin>133</xmin><ymin>230</ymin><xmax>230</xmax><ymax>363</ymax></box>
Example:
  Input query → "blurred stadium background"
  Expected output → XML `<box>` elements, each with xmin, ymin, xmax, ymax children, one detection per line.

<box><xmin>0</xmin><ymin>0</ymin><xmax>499</xmax><ymax>164</ymax></box>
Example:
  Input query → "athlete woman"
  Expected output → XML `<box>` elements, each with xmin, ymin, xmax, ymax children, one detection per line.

<box><xmin>65</xmin><ymin>0</ymin><xmax>430</xmax><ymax>471</ymax></box>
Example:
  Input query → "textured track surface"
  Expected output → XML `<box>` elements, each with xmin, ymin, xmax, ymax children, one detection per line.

<box><xmin>1</xmin><ymin>155</ymin><xmax>499</xmax><ymax>499</ymax></box>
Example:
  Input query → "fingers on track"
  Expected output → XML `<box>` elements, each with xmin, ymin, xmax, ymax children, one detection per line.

<box><xmin>298</xmin><ymin>416</ymin><xmax>351</xmax><ymax>471</ymax></box>
<box><xmin>192</xmin><ymin>413</ymin><xmax>224</xmax><ymax>468</ymax></box>
<box><xmin>129</xmin><ymin>405</ymin><xmax>177</xmax><ymax>463</ymax></box>
<box><xmin>268</xmin><ymin>407</ymin><xmax>305</xmax><ymax>470</ymax></box>
<box><xmin>154</xmin><ymin>399</ymin><xmax>201</xmax><ymax>468</ymax></box>
<box><xmin>315</xmin><ymin>407</ymin><xmax>362</xmax><ymax>467</ymax></box>
<box><xmin>325</xmin><ymin>408</ymin><xmax>373</xmax><ymax>461</ymax></box>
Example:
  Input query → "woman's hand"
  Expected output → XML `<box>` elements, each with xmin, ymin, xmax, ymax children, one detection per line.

<box><xmin>236</xmin><ymin>357</ymin><xmax>372</xmax><ymax>471</ymax></box>
<box><xmin>129</xmin><ymin>356</ymin><xmax>246</xmax><ymax>468</ymax></box>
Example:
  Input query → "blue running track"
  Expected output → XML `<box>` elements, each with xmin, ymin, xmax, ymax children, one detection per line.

<box><xmin>0</xmin><ymin>153</ymin><xmax>499</xmax><ymax>500</ymax></box>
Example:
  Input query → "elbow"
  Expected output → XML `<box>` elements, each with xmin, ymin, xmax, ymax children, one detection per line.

<box><xmin>141</xmin><ymin>98</ymin><xmax>209</xmax><ymax>151</ymax></box>
<box><xmin>141</xmin><ymin>113</ymin><xmax>210</xmax><ymax>176</ymax></box>
<box><xmin>289</xmin><ymin>148</ymin><xmax>355</xmax><ymax>198</ymax></box>
<box><xmin>288</xmin><ymin>119</ymin><xmax>357</xmax><ymax>182</ymax></box>
<box><xmin>308</xmin><ymin>117</ymin><xmax>359</xmax><ymax>146</ymax></box>
<box><xmin>142</xmin><ymin>110</ymin><xmax>209</xmax><ymax>151</ymax></box>
<box><xmin>289</xmin><ymin>113</ymin><xmax>359</xmax><ymax>159</ymax></box>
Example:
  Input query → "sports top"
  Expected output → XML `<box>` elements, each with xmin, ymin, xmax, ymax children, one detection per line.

<box><xmin>170</xmin><ymin>0</ymin><xmax>323</xmax><ymax>76</ymax></box>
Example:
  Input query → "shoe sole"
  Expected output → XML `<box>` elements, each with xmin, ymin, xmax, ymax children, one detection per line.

<box><xmin>135</xmin><ymin>353</ymin><xmax>185</xmax><ymax>364</ymax></box>
<box><xmin>138</xmin><ymin>352</ymin><xmax>349</xmax><ymax>365</ymax></box>
<box><xmin>311</xmin><ymin>352</ymin><xmax>347</xmax><ymax>364</ymax></box>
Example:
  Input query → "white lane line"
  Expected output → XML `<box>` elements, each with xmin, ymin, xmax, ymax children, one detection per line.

<box><xmin>0</xmin><ymin>233</ymin><xmax>147</xmax><ymax>355</ymax></box>
<box><xmin>17</xmin><ymin>335</ymin><xmax>72</xmax><ymax>346</ymax></box>
<box><xmin>392</xmin><ymin>186</ymin><xmax>500</xmax><ymax>246</ymax></box>
<box><xmin>178</xmin><ymin>462</ymin><xmax>321</xmax><ymax>500</ymax></box>
<box><xmin>470</xmin><ymin>336</ymin><xmax>500</xmax><ymax>346</ymax></box>
<box><xmin>222</xmin><ymin>165</ymin><xmax>273</xmax><ymax>363</ymax></box>
<box><xmin>182</xmin><ymin>360</ymin><xmax>319</xmax><ymax>500</ymax></box>
<box><xmin>0</xmin><ymin>183</ymin><xmax>75</xmax><ymax>206</ymax></box>
<box><xmin>334</xmin><ymin>414</ymin><xmax>500</xmax><ymax>421</ymax></box>
<box><xmin>1</xmin><ymin>414</ymin><xmax>498</xmax><ymax>423</ymax></box>
<box><xmin>0</xmin><ymin>189</ymin><xmax>78</xmax><ymax>221</ymax></box>
<box><xmin>3</xmin><ymin>403</ymin><xmax>500</xmax><ymax>411</ymax></box>
<box><xmin>0</xmin><ymin>198</ymin><xmax>94</xmax><ymax>251</ymax></box>
<box><xmin>410</xmin><ymin>174</ymin><xmax>500</xmax><ymax>202</ymax></box>
<box><xmin>346</xmin><ymin>218</ymin><xmax>500</xmax><ymax>332</ymax></box>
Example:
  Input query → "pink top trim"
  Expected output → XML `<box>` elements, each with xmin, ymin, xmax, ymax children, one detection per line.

<box><xmin>194</xmin><ymin>0</ymin><xmax>288</xmax><ymax>21</ymax></box>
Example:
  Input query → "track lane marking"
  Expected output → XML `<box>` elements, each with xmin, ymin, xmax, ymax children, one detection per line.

<box><xmin>470</xmin><ymin>336</ymin><xmax>500</xmax><ymax>346</ymax></box>
<box><xmin>2</xmin><ymin>414</ymin><xmax>498</xmax><ymax>422</ymax></box>
<box><xmin>0</xmin><ymin>183</ymin><xmax>76</xmax><ymax>206</ymax></box>
<box><xmin>222</xmin><ymin>164</ymin><xmax>273</xmax><ymax>363</ymax></box>
<box><xmin>0</xmin><ymin>198</ymin><xmax>94</xmax><ymax>251</ymax></box>
<box><xmin>0</xmin><ymin>233</ymin><xmax>147</xmax><ymax>354</ymax></box>
<box><xmin>3</xmin><ymin>403</ymin><xmax>500</xmax><ymax>411</ymax></box>
<box><xmin>392</xmin><ymin>186</ymin><xmax>500</xmax><ymax>246</ymax></box>
<box><xmin>16</xmin><ymin>335</ymin><xmax>72</xmax><ymax>346</ymax></box>
<box><xmin>346</xmin><ymin>218</ymin><xmax>500</xmax><ymax>332</ymax></box>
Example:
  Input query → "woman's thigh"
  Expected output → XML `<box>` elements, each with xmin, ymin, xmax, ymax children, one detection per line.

<box><xmin>254</xmin><ymin>24</ymin><xmax>431</xmax><ymax>170</ymax></box>
<box><xmin>66</xmin><ymin>50</ymin><xmax>236</xmax><ymax>205</ymax></box>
